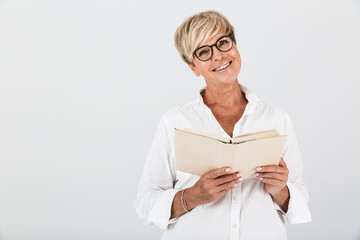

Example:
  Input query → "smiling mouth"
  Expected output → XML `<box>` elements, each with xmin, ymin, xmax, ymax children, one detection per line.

<box><xmin>213</xmin><ymin>61</ymin><xmax>232</xmax><ymax>72</ymax></box>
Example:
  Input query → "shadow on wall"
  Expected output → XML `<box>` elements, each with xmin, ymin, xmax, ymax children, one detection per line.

<box><xmin>356</xmin><ymin>0</ymin><xmax>360</xmax><ymax>11</ymax></box>
<box><xmin>355</xmin><ymin>229</ymin><xmax>360</xmax><ymax>240</ymax></box>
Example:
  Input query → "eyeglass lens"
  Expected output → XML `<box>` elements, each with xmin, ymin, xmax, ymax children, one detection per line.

<box><xmin>195</xmin><ymin>36</ymin><xmax>233</xmax><ymax>61</ymax></box>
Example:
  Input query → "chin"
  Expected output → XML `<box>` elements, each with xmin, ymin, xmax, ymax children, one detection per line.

<box><xmin>217</xmin><ymin>73</ymin><xmax>238</xmax><ymax>85</ymax></box>
<box><xmin>214</xmin><ymin>77</ymin><xmax>238</xmax><ymax>87</ymax></box>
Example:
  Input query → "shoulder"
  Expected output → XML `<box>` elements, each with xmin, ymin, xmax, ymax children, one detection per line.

<box><xmin>241</xmin><ymin>84</ymin><xmax>290</xmax><ymax>121</ymax></box>
<box><xmin>161</xmin><ymin>100</ymin><xmax>200</xmax><ymax>123</ymax></box>
<box><xmin>249</xmin><ymin>101</ymin><xmax>292</xmax><ymax>135</ymax></box>
<box><xmin>256</xmin><ymin>101</ymin><xmax>290</xmax><ymax>119</ymax></box>
<box><xmin>153</xmin><ymin>100</ymin><xmax>202</xmax><ymax>140</ymax></box>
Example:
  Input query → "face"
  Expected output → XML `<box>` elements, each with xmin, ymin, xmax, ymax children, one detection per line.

<box><xmin>188</xmin><ymin>32</ymin><xmax>242</xmax><ymax>89</ymax></box>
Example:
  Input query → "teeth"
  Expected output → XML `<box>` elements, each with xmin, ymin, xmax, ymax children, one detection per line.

<box><xmin>214</xmin><ymin>62</ymin><xmax>230</xmax><ymax>71</ymax></box>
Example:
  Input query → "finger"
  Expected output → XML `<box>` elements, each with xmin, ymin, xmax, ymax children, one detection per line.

<box><xmin>256</xmin><ymin>172</ymin><xmax>287</xmax><ymax>181</ymax></box>
<box><xmin>260</xmin><ymin>177</ymin><xmax>285</xmax><ymax>187</ymax></box>
<box><xmin>256</xmin><ymin>165</ymin><xmax>286</xmax><ymax>174</ymax></box>
<box><xmin>218</xmin><ymin>182</ymin><xmax>237</xmax><ymax>194</ymax></box>
<box><xmin>279</xmin><ymin>158</ymin><xmax>287</xmax><ymax>168</ymax></box>
<box><xmin>205</xmin><ymin>167</ymin><xmax>231</xmax><ymax>179</ymax></box>
<box><xmin>215</xmin><ymin>172</ymin><xmax>242</xmax><ymax>186</ymax></box>
<box><xmin>214</xmin><ymin>173</ymin><xmax>239</xmax><ymax>182</ymax></box>
<box><xmin>217</xmin><ymin>177</ymin><xmax>240</xmax><ymax>192</ymax></box>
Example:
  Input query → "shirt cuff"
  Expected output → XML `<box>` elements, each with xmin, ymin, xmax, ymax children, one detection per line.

<box><xmin>148</xmin><ymin>189</ymin><xmax>179</xmax><ymax>229</ymax></box>
<box><xmin>274</xmin><ymin>183</ymin><xmax>312</xmax><ymax>224</ymax></box>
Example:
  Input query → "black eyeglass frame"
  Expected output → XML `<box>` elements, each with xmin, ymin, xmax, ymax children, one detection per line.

<box><xmin>193</xmin><ymin>34</ymin><xmax>234</xmax><ymax>61</ymax></box>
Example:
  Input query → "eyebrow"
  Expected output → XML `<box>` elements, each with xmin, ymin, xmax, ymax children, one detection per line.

<box><xmin>196</xmin><ymin>35</ymin><xmax>229</xmax><ymax>49</ymax></box>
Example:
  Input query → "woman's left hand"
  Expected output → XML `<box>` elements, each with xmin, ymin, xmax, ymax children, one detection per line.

<box><xmin>256</xmin><ymin>158</ymin><xmax>290</xmax><ymax>211</ymax></box>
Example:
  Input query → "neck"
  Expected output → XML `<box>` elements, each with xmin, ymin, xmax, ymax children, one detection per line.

<box><xmin>203</xmin><ymin>81</ymin><xmax>247</xmax><ymax>107</ymax></box>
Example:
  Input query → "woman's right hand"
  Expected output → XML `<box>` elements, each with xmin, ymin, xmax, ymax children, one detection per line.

<box><xmin>185</xmin><ymin>167</ymin><xmax>242</xmax><ymax>209</ymax></box>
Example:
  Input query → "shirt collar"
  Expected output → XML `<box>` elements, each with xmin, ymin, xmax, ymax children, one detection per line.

<box><xmin>197</xmin><ymin>83</ymin><xmax>260</xmax><ymax>115</ymax></box>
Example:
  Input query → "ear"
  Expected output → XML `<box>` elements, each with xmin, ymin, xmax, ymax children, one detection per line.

<box><xmin>188</xmin><ymin>63</ymin><xmax>201</xmax><ymax>77</ymax></box>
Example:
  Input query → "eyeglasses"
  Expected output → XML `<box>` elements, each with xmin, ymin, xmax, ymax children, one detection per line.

<box><xmin>193</xmin><ymin>35</ymin><xmax>234</xmax><ymax>61</ymax></box>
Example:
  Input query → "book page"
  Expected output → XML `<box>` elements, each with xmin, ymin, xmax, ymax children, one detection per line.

<box><xmin>178</xmin><ymin>128</ymin><xmax>230</xmax><ymax>143</ymax></box>
<box><xmin>231</xmin><ymin>129</ymin><xmax>279</xmax><ymax>143</ymax></box>
<box><xmin>229</xmin><ymin>136</ymin><xmax>287</xmax><ymax>179</ymax></box>
<box><xmin>175</xmin><ymin>129</ymin><xmax>225</xmax><ymax>175</ymax></box>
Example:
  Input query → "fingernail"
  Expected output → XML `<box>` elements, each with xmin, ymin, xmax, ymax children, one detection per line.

<box><xmin>236</xmin><ymin>173</ymin><xmax>241</xmax><ymax>177</ymax></box>
<box><xmin>256</xmin><ymin>167</ymin><xmax>262</xmax><ymax>171</ymax></box>
<box><xmin>225</xmin><ymin>168</ymin><xmax>231</xmax><ymax>172</ymax></box>
<box><xmin>238</xmin><ymin>177</ymin><xmax>243</xmax><ymax>182</ymax></box>
<box><xmin>260</xmin><ymin>177</ymin><xmax>264</xmax><ymax>181</ymax></box>
<box><xmin>255</xmin><ymin>173</ymin><xmax>259</xmax><ymax>177</ymax></box>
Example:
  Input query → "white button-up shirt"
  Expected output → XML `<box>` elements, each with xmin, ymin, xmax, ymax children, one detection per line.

<box><xmin>134</xmin><ymin>85</ymin><xmax>311</xmax><ymax>240</ymax></box>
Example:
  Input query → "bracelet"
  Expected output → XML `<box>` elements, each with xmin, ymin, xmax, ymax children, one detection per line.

<box><xmin>181</xmin><ymin>189</ymin><xmax>189</xmax><ymax>213</ymax></box>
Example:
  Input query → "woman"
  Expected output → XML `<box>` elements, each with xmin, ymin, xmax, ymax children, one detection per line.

<box><xmin>135</xmin><ymin>11</ymin><xmax>311</xmax><ymax>240</ymax></box>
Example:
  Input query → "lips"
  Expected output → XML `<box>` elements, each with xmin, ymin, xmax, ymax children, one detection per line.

<box><xmin>212</xmin><ymin>61</ymin><xmax>232</xmax><ymax>72</ymax></box>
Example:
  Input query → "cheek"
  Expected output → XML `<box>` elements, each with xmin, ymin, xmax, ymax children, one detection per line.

<box><xmin>192</xmin><ymin>62</ymin><xmax>209</xmax><ymax>75</ymax></box>
<box><xmin>234</xmin><ymin>52</ymin><xmax>241</xmax><ymax>70</ymax></box>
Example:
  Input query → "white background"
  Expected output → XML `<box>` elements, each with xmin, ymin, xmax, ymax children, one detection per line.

<box><xmin>0</xmin><ymin>0</ymin><xmax>360</xmax><ymax>239</ymax></box>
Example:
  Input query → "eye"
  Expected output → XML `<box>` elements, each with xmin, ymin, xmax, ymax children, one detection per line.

<box><xmin>198</xmin><ymin>48</ymin><xmax>210</xmax><ymax>57</ymax></box>
<box><xmin>218</xmin><ymin>39</ymin><xmax>229</xmax><ymax>47</ymax></box>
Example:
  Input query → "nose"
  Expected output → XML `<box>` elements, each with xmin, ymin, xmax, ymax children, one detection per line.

<box><xmin>211</xmin><ymin>46</ymin><xmax>223</xmax><ymax>61</ymax></box>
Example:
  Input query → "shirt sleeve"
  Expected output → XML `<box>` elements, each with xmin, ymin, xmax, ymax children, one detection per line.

<box><xmin>134</xmin><ymin>114</ymin><xmax>179</xmax><ymax>229</ymax></box>
<box><xmin>275</xmin><ymin>113</ymin><xmax>312</xmax><ymax>224</ymax></box>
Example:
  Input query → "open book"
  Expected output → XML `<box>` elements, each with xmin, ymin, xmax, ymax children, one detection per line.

<box><xmin>174</xmin><ymin>128</ymin><xmax>287</xmax><ymax>179</ymax></box>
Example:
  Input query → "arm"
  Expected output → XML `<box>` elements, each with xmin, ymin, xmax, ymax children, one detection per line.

<box><xmin>256</xmin><ymin>113</ymin><xmax>311</xmax><ymax>223</ymax></box>
<box><xmin>134</xmin><ymin>116</ymin><xmax>178</xmax><ymax>229</ymax></box>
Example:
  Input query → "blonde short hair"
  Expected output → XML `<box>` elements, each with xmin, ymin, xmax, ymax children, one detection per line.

<box><xmin>174</xmin><ymin>10</ymin><xmax>236</xmax><ymax>64</ymax></box>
